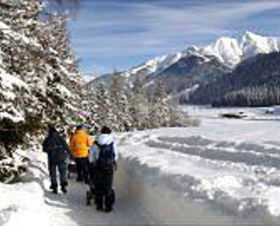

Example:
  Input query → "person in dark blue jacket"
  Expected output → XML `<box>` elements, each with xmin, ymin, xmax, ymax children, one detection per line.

<box><xmin>43</xmin><ymin>125</ymin><xmax>72</xmax><ymax>194</ymax></box>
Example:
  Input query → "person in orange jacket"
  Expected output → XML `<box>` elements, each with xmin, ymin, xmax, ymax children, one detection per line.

<box><xmin>70</xmin><ymin>124</ymin><xmax>93</xmax><ymax>183</ymax></box>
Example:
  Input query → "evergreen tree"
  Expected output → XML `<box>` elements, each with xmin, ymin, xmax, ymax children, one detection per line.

<box><xmin>0</xmin><ymin>0</ymin><xmax>82</xmax><ymax>182</ymax></box>
<box><xmin>129</xmin><ymin>77</ymin><xmax>149</xmax><ymax>129</ymax></box>
<box><xmin>108</xmin><ymin>72</ymin><xmax>132</xmax><ymax>131</ymax></box>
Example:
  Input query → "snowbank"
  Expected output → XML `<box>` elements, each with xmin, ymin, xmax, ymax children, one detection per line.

<box><xmin>118</xmin><ymin>111</ymin><xmax>280</xmax><ymax>219</ymax></box>
<box><xmin>0</xmin><ymin>148</ymin><xmax>51</xmax><ymax>226</ymax></box>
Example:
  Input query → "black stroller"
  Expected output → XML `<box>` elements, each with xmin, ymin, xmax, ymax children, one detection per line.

<box><xmin>86</xmin><ymin>163</ymin><xmax>97</xmax><ymax>206</ymax></box>
<box><xmin>86</xmin><ymin>143</ymin><xmax>99</xmax><ymax>206</ymax></box>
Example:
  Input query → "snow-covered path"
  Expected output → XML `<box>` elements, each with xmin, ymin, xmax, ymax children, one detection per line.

<box><xmin>0</xmin><ymin>158</ymin><xmax>245</xmax><ymax>226</ymax></box>
<box><xmin>41</xmin><ymin>160</ymin><xmax>240</xmax><ymax>226</ymax></box>
<box><xmin>0</xmin><ymin>160</ymin><xmax>153</xmax><ymax>226</ymax></box>
<box><xmin>1</xmin><ymin>159</ymin><xmax>232</xmax><ymax>226</ymax></box>
<box><xmin>43</xmin><ymin>163</ymin><xmax>152</xmax><ymax>226</ymax></box>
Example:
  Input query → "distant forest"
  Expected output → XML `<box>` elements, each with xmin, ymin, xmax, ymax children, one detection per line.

<box><xmin>189</xmin><ymin>52</ymin><xmax>280</xmax><ymax>107</ymax></box>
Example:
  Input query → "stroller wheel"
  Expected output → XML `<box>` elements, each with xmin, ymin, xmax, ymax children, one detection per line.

<box><xmin>86</xmin><ymin>191</ymin><xmax>92</xmax><ymax>206</ymax></box>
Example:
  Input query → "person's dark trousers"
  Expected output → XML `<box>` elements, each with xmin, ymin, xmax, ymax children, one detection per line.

<box><xmin>104</xmin><ymin>173</ymin><xmax>115</xmax><ymax>211</ymax></box>
<box><xmin>75</xmin><ymin>158</ymin><xmax>83</xmax><ymax>181</ymax></box>
<box><xmin>94</xmin><ymin>168</ymin><xmax>115</xmax><ymax>210</ymax></box>
<box><xmin>75</xmin><ymin>157</ymin><xmax>89</xmax><ymax>183</ymax></box>
<box><xmin>49</xmin><ymin>161</ymin><xmax>68</xmax><ymax>189</ymax></box>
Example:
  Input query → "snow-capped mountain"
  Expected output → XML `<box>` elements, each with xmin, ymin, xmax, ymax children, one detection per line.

<box><xmin>122</xmin><ymin>31</ymin><xmax>280</xmax><ymax>80</ymax></box>
<box><xmin>191</xmin><ymin>31</ymin><xmax>280</xmax><ymax>69</ymax></box>
<box><xmin>241</xmin><ymin>31</ymin><xmax>280</xmax><ymax>58</ymax></box>
<box><xmin>87</xmin><ymin>32</ymin><xmax>280</xmax><ymax>102</ymax></box>
<box><xmin>127</xmin><ymin>52</ymin><xmax>185</xmax><ymax>78</ymax></box>
<box><xmin>200</xmin><ymin>37</ymin><xmax>242</xmax><ymax>67</ymax></box>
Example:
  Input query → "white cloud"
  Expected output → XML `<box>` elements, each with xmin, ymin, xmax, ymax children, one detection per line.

<box><xmin>70</xmin><ymin>0</ymin><xmax>280</xmax><ymax>74</ymax></box>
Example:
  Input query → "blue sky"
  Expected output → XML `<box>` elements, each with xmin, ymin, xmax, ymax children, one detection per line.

<box><xmin>69</xmin><ymin>0</ymin><xmax>280</xmax><ymax>78</ymax></box>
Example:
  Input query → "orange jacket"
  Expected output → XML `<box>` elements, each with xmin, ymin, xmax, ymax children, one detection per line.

<box><xmin>70</xmin><ymin>130</ymin><xmax>93</xmax><ymax>158</ymax></box>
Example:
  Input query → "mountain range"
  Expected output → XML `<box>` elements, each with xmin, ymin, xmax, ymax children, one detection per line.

<box><xmin>87</xmin><ymin>31</ymin><xmax>280</xmax><ymax>106</ymax></box>
<box><xmin>125</xmin><ymin>31</ymin><xmax>280</xmax><ymax>75</ymax></box>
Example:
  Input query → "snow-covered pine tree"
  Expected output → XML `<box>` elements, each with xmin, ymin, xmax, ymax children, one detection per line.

<box><xmin>147</xmin><ymin>80</ymin><xmax>192</xmax><ymax>128</ymax></box>
<box><xmin>86</xmin><ymin>72</ymin><xmax>194</xmax><ymax>131</ymax></box>
<box><xmin>129</xmin><ymin>77</ymin><xmax>150</xmax><ymax>129</ymax></box>
<box><xmin>148</xmin><ymin>80</ymin><xmax>170</xmax><ymax>128</ymax></box>
<box><xmin>108</xmin><ymin>72</ymin><xmax>132</xmax><ymax>131</ymax></box>
<box><xmin>0</xmin><ymin>0</ymin><xmax>82</xmax><ymax>183</ymax></box>
<box><xmin>81</xmin><ymin>82</ymin><xmax>108</xmax><ymax>132</ymax></box>
<box><xmin>93</xmin><ymin>82</ymin><xmax>111</xmax><ymax>129</ymax></box>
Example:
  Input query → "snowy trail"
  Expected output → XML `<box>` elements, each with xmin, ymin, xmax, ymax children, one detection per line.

<box><xmin>42</xmin><ymin>161</ymin><xmax>152</xmax><ymax>226</ymax></box>
<box><xmin>44</xmin><ymin>159</ymin><xmax>243</xmax><ymax>226</ymax></box>
<box><xmin>36</xmin><ymin>160</ymin><xmax>233</xmax><ymax>226</ymax></box>
<box><xmin>2</xmin><ymin>154</ymin><xmax>279</xmax><ymax>226</ymax></box>
<box><xmin>1</xmin><ymin>158</ymin><xmax>155</xmax><ymax>225</ymax></box>
<box><xmin>146</xmin><ymin>138</ymin><xmax>280</xmax><ymax>169</ymax></box>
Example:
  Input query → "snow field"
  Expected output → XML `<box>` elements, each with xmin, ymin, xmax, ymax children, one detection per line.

<box><xmin>118</xmin><ymin>112</ymin><xmax>280</xmax><ymax>218</ymax></box>
<box><xmin>0</xmin><ymin>150</ymin><xmax>51</xmax><ymax>226</ymax></box>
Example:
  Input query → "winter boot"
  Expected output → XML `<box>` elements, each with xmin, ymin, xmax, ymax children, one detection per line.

<box><xmin>52</xmin><ymin>187</ymin><xmax>58</xmax><ymax>194</ymax></box>
<box><xmin>49</xmin><ymin>184</ymin><xmax>57</xmax><ymax>190</ymax></box>
<box><xmin>50</xmin><ymin>184</ymin><xmax>58</xmax><ymax>194</ymax></box>
<box><xmin>61</xmin><ymin>185</ymin><xmax>67</xmax><ymax>194</ymax></box>
<box><xmin>96</xmin><ymin>205</ymin><xmax>103</xmax><ymax>211</ymax></box>
<box><xmin>104</xmin><ymin>206</ymin><xmax>113</xmax><ymax>213</ymax></box>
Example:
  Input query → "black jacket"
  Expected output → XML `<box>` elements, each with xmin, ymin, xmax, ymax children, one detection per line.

<box><xmin>43</xmin><ymin>131</ymin><xmax>71</xmax><ymax>164</ymax></box>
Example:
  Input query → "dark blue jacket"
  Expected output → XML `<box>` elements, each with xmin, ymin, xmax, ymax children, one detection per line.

<box><xmin>43</xmin><ymin>131</ymin><xmax>71</xmax><ymax>164</ymax></box>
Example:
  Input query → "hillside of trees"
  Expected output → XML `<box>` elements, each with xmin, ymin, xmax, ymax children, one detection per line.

<box><xmin>85</xmin><ymin>73</ymin><xmax>195</xmax><ymax>132</ymax></box>
<box><xmin>190</xmin><ymin>52</ymin><xmax>280</xmax><ymax>107</ymax></box>
<box><xmin>151</xmin><ymin>54</ymin><xmax>230</xmax><ymax>95</ymax></box>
